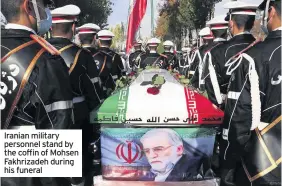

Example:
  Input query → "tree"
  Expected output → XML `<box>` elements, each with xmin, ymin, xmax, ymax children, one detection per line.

<box><xmin>50</xmin><ymin>0</ymin><xmax>113</xmax><ymax>28</ymax></box>
<box><xmin>155</xmin><ymin>12</ymin><xmax>169</xmax><ymax>38</ymax></box>
<box><xmin>110</xmin><ymin>24</ymin><xmax>124</xmax><ymax>50</ymax></box>
<box><xmin>156</xmin><ymin>0</ymin><xmax>222</xmax><ymax>47</ymax></box>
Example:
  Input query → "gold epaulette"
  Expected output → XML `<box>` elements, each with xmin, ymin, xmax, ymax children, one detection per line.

<box><xmin>30</xmin><ymin>34</ymin><xmax>61</xmax><ymax>55</ymax></box>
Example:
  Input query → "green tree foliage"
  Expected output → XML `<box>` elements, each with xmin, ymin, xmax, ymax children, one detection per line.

<box><xmin>155</xmin><ymin>12</ymin><xmax>169</xmax><ymax>39</ymax></box>
<box><xmin>49</xmin><ymin>0</ymin><xmax>113</xmax><ymax>28</ymax></box>
<box><xmin>157</xmin><ymin>42</ymin><xmax>165</xmax><ymax>54</ymax></box>
<box><xmin>110</xmin><ymin>23</ymin><xmax>125</xmax><ymax>50</ymax></box>
<box><xmin>156</xmin><ymin>0</ymin><xmax>222</xmax><ymax>45</ymax></box>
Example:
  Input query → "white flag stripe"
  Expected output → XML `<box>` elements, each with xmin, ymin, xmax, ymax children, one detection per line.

<box><xmin>126</xmin><ymin>70</ymin><xmax>188</xmax><ymax>123</ymax></box>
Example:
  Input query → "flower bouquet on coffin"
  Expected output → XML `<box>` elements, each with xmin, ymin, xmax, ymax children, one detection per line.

<box><xmin>171</xmin><ymin>70</ymin><xmax>186</xmax><ymax>81</ymax></box>
<box><xmin>171</xmin><ymin>71</ymin><xmax>191</xmax><ymax>87</ymax></box>
<box><xmin>139</xmin><ymin>74</ymin><xmax>166</xmax><ymax>96</ymax></box>
<box><xmin>169</xmin><ymin>68</ymin><xmax>181</xmax><ymax>77</ymax></box>
<box><xmin>134</xmin><ymin>68</ymin><xmax>144</xmax><ymax>77</ymax></box>
<box><xmin>145</xmin><ymin>65</ymin><xmax>161</xmax><ymax>70</ymax></box>
<box><xmin>180</xmin><ymin>78</ymin><xmax>190</xmax><ymax>87</ymax></box>
<box><xmin>113</xmin><ymin>76</ymin><xmax>133</xmax><ymax>94</ymax></box>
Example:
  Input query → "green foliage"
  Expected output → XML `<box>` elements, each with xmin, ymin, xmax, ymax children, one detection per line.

<box><xmin>152</xmin><ymin>75</ymin><xmax>165</xmax><ymax>86</ymax></box>
<box><xmin>145</xmin><ymin>65</ymin><xmax>160</xmax><ymax>70</ymax></box>
<box><xmin>50</xmin><ymin>0</ymin><xmax>113</xmax><ymax>28</ymax></box>
<box><xmin>110</xmin><ymin>23</ymin><xmax>125</xmax><ymax>49</ymax></box>
<box><xmin>156</xmin><ymin>0</ymin><xmax>222</xmax><ymax>42</ymax></box>
<box><xmin>180</xmin><ymin>78</ymin><xmax>190</xmax><ymax>84</ymax></box>
<box><xmin>157</xmin><ymin>42</ymin><xmax>165</xmax><ymax>54</ymax></box>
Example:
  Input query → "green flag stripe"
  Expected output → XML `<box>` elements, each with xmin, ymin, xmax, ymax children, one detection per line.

<box><xmin>94</xmin><ymin>87</ymin><xmax>130</xmax><ymax>124</ymax></box>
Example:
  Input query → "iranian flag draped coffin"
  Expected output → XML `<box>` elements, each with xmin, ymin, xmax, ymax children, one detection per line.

<box><xmin>90</xmin><ymin>69</ymin><xmax>224</xmax><ymax>182</ymax></box>
<box><xmin>91</xmin><ymin>69</ymin><xmax>223</xmax><ymax>125</ymax></box>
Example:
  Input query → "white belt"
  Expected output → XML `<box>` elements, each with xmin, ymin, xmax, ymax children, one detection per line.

<box><xmin>200</xmin><ymin>79</ymin><xmax>205</xmax><ymax>85</ymax></box>
<box><xmin>9</xmin><ymin>126</ymin><xmax>36</xmax><ymax>130</ymax></box>
<box><xmin>227</xmin><ymin>91</ymin><xmax>240</xmax><ymax>100</ymax></box>
<box><xmin>73</xmin><ymin>96</ymin><xmax>85</xmax><ymax>104</ymax></box>
<box><xmin>257</xmin><ymin>122</ymin><xmax>269</xmax><ymax>130</ymax></box>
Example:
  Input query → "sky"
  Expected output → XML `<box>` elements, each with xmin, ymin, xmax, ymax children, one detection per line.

<box><xmin>108</xmin><ymin>0</ymin><xmax>160</xmax><ymax>38</ymax></box>
<box><xmin>108</xmin><ymin>0</ymin><xmax>262</xmax><ymax>38</ymax></box>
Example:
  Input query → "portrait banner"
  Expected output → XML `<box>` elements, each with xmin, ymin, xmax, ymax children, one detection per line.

<box><xmin>94</xmin><ymin>176</ymin><xmax>220</xmax><ymax>185</ymax></box>
<box><xmin>100</xmin><ymin>127</ymin><xmax>217</xmax><ymax>182</ymax></box>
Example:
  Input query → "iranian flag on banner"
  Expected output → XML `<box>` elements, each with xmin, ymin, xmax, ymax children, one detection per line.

<box><xmin>90</xmin><ymin>69</ymin><xmax>224</xmax><ymax>126</ymax></box>
<box><xmin>126</xmin><ymin>0</ymin><xmax>147</xmax><ymax>54</ymax></box>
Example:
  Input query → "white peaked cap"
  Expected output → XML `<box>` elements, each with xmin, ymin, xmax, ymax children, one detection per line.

<box><xmin>76</xmin><ymin>23</ymin><xmax>101</xmax><ymax>34</ymax></box>
<box><xmin>206</xmin><ymin>15</ymin><xmax>229</xmax><ymax>30</ymax></box>
<box><xmin>163</xmin><ymin>40</ymin><xmax>174</xmax><ymax>46</ymax></box>
<box><xmin>199</xmin><ymin>27</ymin><xmax>212</xmax><ymax>36</ymax></box>
<box><xmin>147</xmin><ymin>38</ymin><xmax>161</xmax><ymax>46</ymax></box>
<box><xmin>224</xmin><ymin>1</ymin><xmax>258</xmax><ymax>16</ymax></box>
<box><xmin>51</xmin><ymin>5</ymin><xmax>81</xmax><ymax>24</ymax></box>
<box><xmin>134</xmin><ymin>39</ymin><xmax>143</xmax><ymax>45</ymax></box>
<box><xmin>97</xmin><ymin>30</ymin><xmax>115</xmax><ymax>40</ymax></box>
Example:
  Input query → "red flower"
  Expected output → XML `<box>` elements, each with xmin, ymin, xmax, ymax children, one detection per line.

<box><xmin>174</xmin><ymin>73</ymin><xmax>180</xmax><ymax>80</ymax></box>
<box><xmin>129</xmin><ymin>71</ymin><xmax>136</xmax><ymax>76</ymax></box>
<box><xmin>147</xmin><ymin>87</ymin><xmax>160</xmax><ymax>95</ymax></box>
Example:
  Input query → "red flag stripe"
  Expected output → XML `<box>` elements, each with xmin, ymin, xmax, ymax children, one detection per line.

<box><xmin>126</xmin><ymin>0</ymin><xmax>147</xmax><ymax>54</ymax></box>
<box><xmin>183</xmin><ymin>87</ymin><xmax>224</xmax><ymax>125</ymax></box>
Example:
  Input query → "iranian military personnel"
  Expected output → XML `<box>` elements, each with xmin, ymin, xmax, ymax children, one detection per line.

<box><xmin>77</xmin><ymin>23</ymin><xmax>115</xmax><ymax>96</ymax></box>
<box><xmin>199</xmin><ymin>15</ymin><xmax>229</xmax><ymax>107</ymax></box>
<box><xmin>128</xmin><ymin>40</ymin><xmax>145</xmax><ymax>71</ymax></box>
<box><xmin>178</xmin><ymin>46</ymin><xmax>190</xmax><ymax>76</ymax></box>
<box><xmin>202</xmin><ymin>2</ymin><xmax>257</xmax><ymax>108</ymax></box>
<box><xmin>220</xmin><ymin>0</ymin><xmax>281</xmax><ymax>185</ymax></box>
<box><xmin>97</xmin><ymin>30</ymin><xmax>125</xmax><ymax>82</ymax></box>
<box><xmin>190</xmin><ymin>27</ymin><xmax>214</xmax><ymax>89</ymax></box>
<box><xmin>139</xmin><ymin>38</ymin><xmax>168</xmax><ymax>69</ymax></box>
<box><xmin>48</xmin><ymin>5</ymin><xmax>105</xmax><ymax>186</ymax></box>
<box><xmin>162</xmin><ymin>40</ymin><xmax>178</xmax><ymax>70</ymax></box>
<box><xmin>1</xmin><ymin>0</ymin><xmax>74</xmax><ymax>185</ymax></box>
